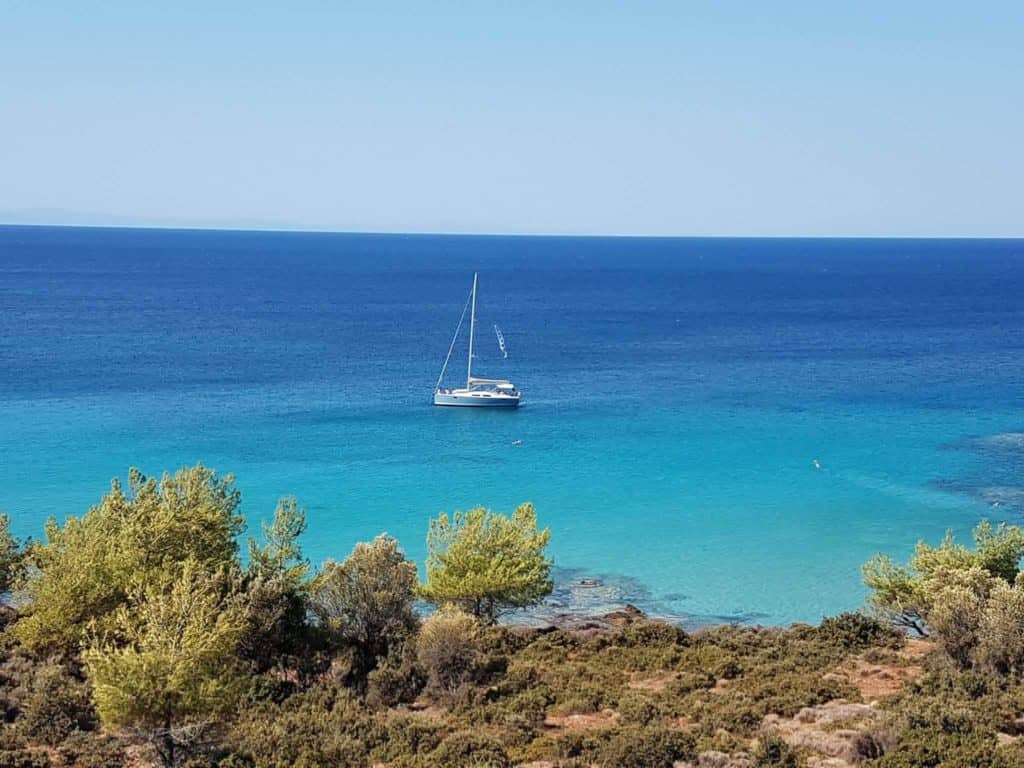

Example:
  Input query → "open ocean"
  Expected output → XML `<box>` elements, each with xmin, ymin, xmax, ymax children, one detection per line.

<box><xmin>2</xmin><ymin>226</ymin><xmax>1022</xmax><ymax>626</ymax></box>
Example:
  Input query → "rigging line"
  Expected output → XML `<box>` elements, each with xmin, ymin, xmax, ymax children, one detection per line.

<box><xmin>434</xmin><ymin>286</ymin><xmax>474</xmax><ymax>392</ymax></box>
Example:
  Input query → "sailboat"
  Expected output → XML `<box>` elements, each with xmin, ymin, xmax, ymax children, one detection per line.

<box><xmin>434</xmin><ymin>273</ymin><xmax>521</xmax><ymax>407</ymax></box>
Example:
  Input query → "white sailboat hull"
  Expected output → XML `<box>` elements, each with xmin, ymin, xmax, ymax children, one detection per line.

<box><xmin>434</xmin><ymin>389</ymin><xmax>520</xmax><ymax>407</ymax></box>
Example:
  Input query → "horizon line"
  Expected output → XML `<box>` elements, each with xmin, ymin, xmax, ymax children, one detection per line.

<box><xmin>1</xmin><ymin>221</ymin><xmax>1022</xmax><ymax>241</ymax></box>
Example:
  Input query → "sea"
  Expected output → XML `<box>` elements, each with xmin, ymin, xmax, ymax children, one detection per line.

<box><xmin>2</xmin><ymin>226</ymin><xmax>1022</xmax><ymax>627</ymax></box>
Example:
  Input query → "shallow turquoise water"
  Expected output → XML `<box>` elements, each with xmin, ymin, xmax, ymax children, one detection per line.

<box><xmin>2</xmin><ymin>227</ymin><xmax>1022</xmax><ymax>625</ymax></box>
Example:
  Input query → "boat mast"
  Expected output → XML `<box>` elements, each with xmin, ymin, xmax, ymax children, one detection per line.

<box><xmin>467</xmin><ymin>272</ymin><xmax>477</xmax><ymax>387</ymax></box>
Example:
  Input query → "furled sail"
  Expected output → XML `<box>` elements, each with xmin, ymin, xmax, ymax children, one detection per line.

<box><xmin>494</xmin><ymin>325</ymin><xmax>507</xmax><ymax>358</ymax></box>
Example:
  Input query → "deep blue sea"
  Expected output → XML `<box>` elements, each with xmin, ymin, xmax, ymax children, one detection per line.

<box><xmin>2</xmin><ymin>226</ymin><xmax>1023</xmax><ymax>626</ymax></box>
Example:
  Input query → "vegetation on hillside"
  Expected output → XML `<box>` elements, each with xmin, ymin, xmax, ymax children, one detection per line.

<box><xmin>2</xmin><ymin>464</ymin><xmax>1024</xmax><ymax>768</ymax></box>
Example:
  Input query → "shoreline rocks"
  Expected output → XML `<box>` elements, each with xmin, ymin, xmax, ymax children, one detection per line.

<box><xmin>511</xmin><ymin>603</ymin><xmax>648</xmax><ymax>633</ymax></box>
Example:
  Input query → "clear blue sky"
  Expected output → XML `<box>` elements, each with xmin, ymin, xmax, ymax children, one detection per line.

<box><xmin>1</xmin><ymin>1</ymin><xmax>1021</xmax><ymax>236</ymax></box>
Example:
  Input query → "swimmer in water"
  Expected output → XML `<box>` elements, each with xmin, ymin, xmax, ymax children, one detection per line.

<box><xmin>813</xmin><ymin>459</ymin><xmax>822</xmax><ymax>470</ymax></box>
<box><xmin>512</xmin><ymin>439</ymin><xmax>523</xmax><ymax>446</ymax></box>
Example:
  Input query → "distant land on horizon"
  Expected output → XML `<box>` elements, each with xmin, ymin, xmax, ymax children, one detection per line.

<box><xmin>2</xmin><ymin>218</ymin><xmax>1022</xmax><ymax>241</ymax></box>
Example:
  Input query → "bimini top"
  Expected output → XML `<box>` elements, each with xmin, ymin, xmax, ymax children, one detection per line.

<box><xmin>469</xmin><ymin>376</ymin><xmax>515</xmax><ymax>389</ymax></box>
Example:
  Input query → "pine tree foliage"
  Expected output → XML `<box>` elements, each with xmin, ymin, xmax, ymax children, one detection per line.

<box><xmin>419</xmin><ymin>503</ymin><xmax>553</xmax><ymax>623</ymax></box>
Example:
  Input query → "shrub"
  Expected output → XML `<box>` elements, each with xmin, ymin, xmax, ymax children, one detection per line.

<box><xmin>926</xmin><ymin>568</ymin><xmax>993</xmax><ymax>669</ymax></box>
<box><xmin>598</xmin><ymin>621</ymin><xmax>691</xmax><ymax>672</ymax></box>
<box><xmin>596</xmin><ymin>726</ymin><xmax>696</xmax><ymax>768</ymax></box>
<box><xmin>666</xmin><ymin>671</ymin><xmax>717</xmax><ymax>696</ymax></box>
<box><xmin>848</xmin><ymin>729</ymin><xmax>894</xmax><ymax>762</ymax></box>
<box><xmin>549</xmin><ymin>730</ymin><xmax>590</xmax><ymax>759</ymax></box>
<box><xmin>372</xmin><ymin>716</ymin><xmax>444</xmax><ymax>763</ymax></box>
<box><xmin>752</xmin><ymin>734</ymin><xmax>803</xmax><ymax>767</ymax></box>
<box><xmin>428</xmin><ymin>731</ymin><xmax>511</xmax><ymax>768</ymax></box>
<box><xmin>681</xmin><ymin>641</ymin><xmax>743</xmax><ymax>680</ymax></box>
<box><xmin>17</xmin><ymin>663</ymin><xmax>96</xmax><ymax>746</ymax></box>
<box><xmin>869</xmin><ymin>729</ymin><xmax>1004</xmax><ymax>767</ymax></box>
<box><xmin>366</xmin><ymin>644</ymin><xmax>425</xmax><ymax>708</ymax></box>
<box><xmin>818</xmin><ymin>612</ymin><xmax>902</xmax><ymax>651</ymax></box>
<box><xmin>227</xmin><ymin>684</ymin><xmax>379</xmax><ymax>767</ymax></box>
<box><xmin>616</xmin><ymin>621</ymin><xmax>689</xmax><ymax>649</ymax></box>
<box><xmin>0</xmin><ymin>732</ymin><xmax>52</xmax><ymax>768</ymax></box>
<box><xmin>417</xmin><ymin>608</ymin><xmax>481</xmax><ymax>704</ymax></box>
<box><xmin>311</xmin><ymin>534</ymin><xmax>418</xmax><ymax>685</ymax></box>
<box><xmin>0</xmin><ymin>513</ymin><xmax>24</xmax><ymax>594</ymax></box>
<box><xmin>213</xmin><ymin>757</ymin><xmax>256</xmax><ymax>768</ymax></box>
<box><xmin>496</xmin><ymin>687</ymin><xmax>551</xmax><ymax>728</ymax></box>
<box><xmin>0</xmin><ymin>652</ymin><xmax>36</xmax><ymax>722</ymax></box>
<box><xmin>975</xmin><ymin>578</ymin><xmax>1024</xmax><ymax>676</ymax></box>
<box><xmin>616</xmin><ymin>691</ymin><xmax>660</xmax><ymax>725</ymax></box>
<box><xmin>57</xmin><ymin>733</ymin><xmax>127</xmax><ymax>768</ymax></box>
<box><xmin>695</xmin><ymin>730</ymin><xmax>744</xmax><ymax>756</ymax></box>
<box><xmin>0</xmin><ymin>752</ymin><xmax>52</xmax><ymax>768</ymax></box>
<box><xmin>699</xmin><ymin>669</ymin><xmax>853</xmax><ymax>737</ymax></box>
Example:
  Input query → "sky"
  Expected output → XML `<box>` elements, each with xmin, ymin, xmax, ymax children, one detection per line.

<box><xmin>1</xmin><ymin>1</ymin><xmax>1022</xmax><ymax>237</ymax></box>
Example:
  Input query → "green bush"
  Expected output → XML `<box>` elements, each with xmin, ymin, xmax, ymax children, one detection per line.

<box><xmin>17</xmin><ymin>663</ymin><xmax>96</xmax><ymax>746</ymax></box>
<box><xmin>847</xmin><ymin>729</ymin><xmax>893</xmax><ymax>762</ymax></box>
<box><xmin>666</xmin><ymin>670</ymin><xmax>717</xmax><ymax>696</ymax></box>
<box><xmin>818</xmin><ymin>612</ymin><xmax>902</xmax><ymax>651</ymax></box>
<box><xmin>752</xmin><ymin>734</ymin><xmax>803</xmax><ymax>767</ymax></box>
<box><xmin>495</xmin><ymin>687</ymin><xmax>552</xmax><ymax>728</ymax></box>
<box><xmin>596</xmin><ymin>725</ymin><xmax>696</xmax><ymax>768</ymax></box>
<box><xmin>371</xmin><ymin>716</ymin><xmax>444</xmax><ymax>763</ymax></box>
<box><xmin>416</xmin><ymin>608</ymin><xmax>481</xmax><ymax>705</ymax></box>
<box><xmin>699</xmin><ymin>669</ymin><xmax>853</xmax><ymax>736</ymax></box>
<box><xmin>549</xmin><ymin>730</ymin><xmax>591</xmax><ymax>759</ymax></box>
<box><xmin>883</xmin><ymin>668</ymin><xmax>1018</xmax><ymax>735</ymax></box>
<box><xmin>618</xmin><ymin>620</ymin><xmax>688</xmax><ymax>647</ymax></box>
<box><xmin>227</xmin><ymin>684</ymin><xmax>377</xmax><ymax>767</ymax></box>
<box><xmin>0</xmin><ymin>746</ymin><xmax>52</xmax><ymax>768</ymax></box>
<box><xmin>869</xmin><ymin>729</ymin><xmax>1005</xmax><ymax>767</ymax></box>
<box><xmin>213</xmin><ymin>756</ymin><xmax>256</xmax><ymax>768</ymax></box>
<box><xmin>0</xmin><ymin>513</ymin><xmax>24</xmax><ymax>595</ymax></box>
<box><xmin>311</xmin><ymin>534</ymin><xmax>418</xmax><ymax>686</ymax></box>
<box><xmin>680</xmin><ymin>642</ymin><xmax>744</xmax><ymax>679</ymax></box>
<box><xmin>975</xmin><ymin>578</ymin><xmax>1024</xmax><ymax>676</ymax></box>
<box><xmin>57</xmin><ymin>733</ymin><xmax>127</xmax><ymax>768</ymax></box>
<box><xmin>617</xmin><ymin>691</ymin><xmax>660</xmax><ymax>725</ymax></box>
<box><xmin>0</xmin><ymin>652</ymin><xmax>35</xmax><ymax>723</ymax></box>
<box><xmin>366</xmin><ymin>645</ymin><xmax>425</xmax><ymax>708</ymax></box>
<box><xmin>427</xmin><ymin>731</ymin><xmax>511</xmax><ymax>768</ymax></box>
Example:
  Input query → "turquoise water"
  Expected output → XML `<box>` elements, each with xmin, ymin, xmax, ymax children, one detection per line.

<box><xmin>2</xmin><ymin>227</ymin><xmax>1022</xmax><ymax>626</ymax></box>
